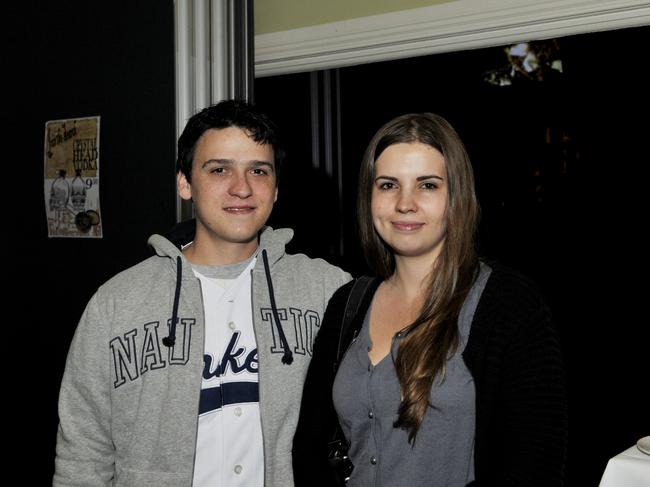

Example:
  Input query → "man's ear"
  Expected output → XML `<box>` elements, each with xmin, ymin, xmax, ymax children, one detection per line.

<box><xmin>177</xmin><ymin>172</ymin><xmax>192</xmax><ymax>201</ymax></box>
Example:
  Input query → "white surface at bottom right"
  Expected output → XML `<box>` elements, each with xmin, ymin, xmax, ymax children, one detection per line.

<box><xmin>599</xmin><ymin>438</ymin><xmax>650</xmax><ymax>487</ymax></box>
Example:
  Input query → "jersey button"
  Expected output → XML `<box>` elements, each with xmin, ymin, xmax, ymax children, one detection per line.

<box><xmin>368</xmin><ymin>411</ymin><xmax>374</xmax><ymax>419</ymax></box>
<box><xmin>228</xmin><ymin>321</ymin><xmax>236</xmax><ymax>330</ymax></box>
<box><xmin>370</xmin><ymin>456</ymin><xmax>377</xmax><ymax>465</ymax></box>
<box><xmin>234</xmin><ymin>464</ymin><xmax>243</xmax><ymax>474</ymax></box>
<box><xmin>234</xmin><ymin>407</ymin><xmax>242</xmax><ymax>417</ymax></box>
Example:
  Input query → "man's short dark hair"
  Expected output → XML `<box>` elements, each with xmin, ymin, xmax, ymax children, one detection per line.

<box><xmin>176</xmin><ymin>99</ymin><xmax>284</xmax><ymax>184</ymax></box>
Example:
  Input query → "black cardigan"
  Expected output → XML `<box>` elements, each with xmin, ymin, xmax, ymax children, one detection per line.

<box><xmin>293</xmin><ymin>265</ymin><xmax>568</xmax><ymax>486</ymax></box>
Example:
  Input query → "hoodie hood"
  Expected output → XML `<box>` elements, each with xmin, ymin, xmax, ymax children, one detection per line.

<box><xmin>149</xmin><ymin>222</ymin><xmax>293</xmax><ymax>274</ymax></box>
<box><xmin>147</xmin><ymin>222</ymin><xmax>296</xmax><ymax>361</ymax></box>
<box><xmin>157</xmin><ymin>219</ymin><xmax>292</xmax><ymax>265</ymax></box>
<box><xmin>257</xmin><ymin>226</ymin><xmax>292</xmax><ymax>266</ymax></box>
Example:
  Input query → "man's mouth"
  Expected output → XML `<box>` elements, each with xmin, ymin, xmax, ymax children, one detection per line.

<box><xmin>224</xmin><ymin>206</ymin><xmax>255</xmax><ymax>214</ymax></box>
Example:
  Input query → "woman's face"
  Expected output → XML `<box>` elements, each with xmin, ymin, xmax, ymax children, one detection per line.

<box><xmin>371</xmin><ymin>142</ymin><xmax>448</xmax><ymax>262</ymax></box>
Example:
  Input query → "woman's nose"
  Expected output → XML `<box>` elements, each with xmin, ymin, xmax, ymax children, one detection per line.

<box><xmin>396</xmin><ymin>190</ymin><xmax>417</xmax><ymax>213</ymax></box>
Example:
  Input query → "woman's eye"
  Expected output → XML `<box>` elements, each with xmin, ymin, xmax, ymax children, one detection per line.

<box><xmin>210</xmin><ymin>167</ymin><xmax>226</xmax><ymax>174</ymax></box>
<box><xmin>379</xmin><ymin>182</ymin><xmax>395</xmax><ymax>190</ymax></box>
<box><xmin>421</xmin><ymin>182</ymin><xmax>438</xmax><ymax>190</ymax></box>
<box><xmin>251</xmin><ymin>168</ymin><xmax>268</xmax><ymax>175</ymax></box>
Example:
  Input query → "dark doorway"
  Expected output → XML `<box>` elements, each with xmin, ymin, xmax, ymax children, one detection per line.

<box><xmin>255</xmin><ymin>25</ymin><xmax>649</xmax><ymax>486</ymax></box>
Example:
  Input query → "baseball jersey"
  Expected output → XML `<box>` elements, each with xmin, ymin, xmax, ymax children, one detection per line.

<box><xmin>191</xmin><ymin>255</ymin><xmax>263</xmax><ymax>487</ymax></box>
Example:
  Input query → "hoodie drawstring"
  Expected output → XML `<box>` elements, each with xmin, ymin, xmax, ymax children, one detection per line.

<box><xmin>262</xmin><ymin>249</ymin><xmax>294</xmax><ymax>365</ymax></box>
<box><xmin>163</xmin><ymin>256</ymin><xmax>183</xmax><ymax>347</ymax></box>
<box><xmin>162</xmin><ymin>251</ymin><xmax>293</xmax><ymax>365</ymax></box>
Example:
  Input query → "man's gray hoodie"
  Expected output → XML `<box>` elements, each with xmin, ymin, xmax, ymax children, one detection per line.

<box><xmin>54</xmin><ymin>226</ymin><xmax>351</xmax><ymax>487</ymax></box>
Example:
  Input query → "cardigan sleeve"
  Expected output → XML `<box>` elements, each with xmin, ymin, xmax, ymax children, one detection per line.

<box><xmin>292</xmin><ymin>281</ymin><xmax>354</xmax><ymax>487</ymax></box>
<box><xmin>500</xmin><ymin>304</ymin><xmax>567</xmax><ymax>486</ymax></box>
<box><xmin>469</xmin><ymin>268</ymin><xmax>568</xmax><ymax>487</ymax></box>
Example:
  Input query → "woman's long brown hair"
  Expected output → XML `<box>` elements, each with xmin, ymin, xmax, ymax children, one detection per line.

<box><xmin>357</xmin><ymin>113</ymin><xmax>479</xmax><ymax>443</ymax></box>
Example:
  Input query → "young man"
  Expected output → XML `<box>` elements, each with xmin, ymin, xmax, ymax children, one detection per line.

<box><xmin>54</xmin><ymin>100</ymin><xmax>350</xmax><ymax>487</ymax></box>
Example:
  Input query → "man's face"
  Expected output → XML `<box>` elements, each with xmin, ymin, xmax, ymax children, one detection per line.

<box><xmin>177</xmin><ymin>127</ymin><xmax>277</xmax><ymax>247</ymax></box>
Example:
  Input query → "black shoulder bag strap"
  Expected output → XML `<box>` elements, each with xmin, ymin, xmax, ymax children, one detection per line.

<box><xmin>335</xmin><ymin>276</ymin><xmax>376</xmax><ymax>366</ymax></box>
<box><xmin>328</xmin><ymin>276</ymin><xmax>376</xmax><ymax>485</ymax></box>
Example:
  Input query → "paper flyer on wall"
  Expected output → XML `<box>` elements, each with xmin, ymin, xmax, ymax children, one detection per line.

<box><xmin>44</xmin><ymin>116</ymin><xmax>102</xmax><ymax>238</ymax></box>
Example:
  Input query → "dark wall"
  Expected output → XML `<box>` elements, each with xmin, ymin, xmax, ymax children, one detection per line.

<box><xmin>256</xmin><ymin>26</ymin><xmax>650</xmax><ymax>487</ymax></box>
<box><xmin>16</xmin><ymin>2</ymin><xmax>176</xmax><ymax>483</ymax></box>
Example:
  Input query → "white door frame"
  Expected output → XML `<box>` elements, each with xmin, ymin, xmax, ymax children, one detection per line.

<box><xmin>254</xmin><ymin>0</ymin><xmax>650</xmax><ymax>77</ymax></box>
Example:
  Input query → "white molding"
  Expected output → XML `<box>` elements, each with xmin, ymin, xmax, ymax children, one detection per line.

<box><xmin>175</xmin><ymin>0</ymin><xmax>233</xmax><ymax>222</ymax></box>
<box><xmin>175</xmin><ymin>0</ymin><xmax>195</xmax><ymax>222</ymax></box>
<box><xmin>254</xmin><ymin>0</ymin><xmax>650</xmax><ymax>77</ymax></box>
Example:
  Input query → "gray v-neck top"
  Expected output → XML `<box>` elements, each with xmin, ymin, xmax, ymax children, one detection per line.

<box><xmin>332</xmin><ymin>264</ymin><xmax>491</xmax><ymax>487</ymax></box>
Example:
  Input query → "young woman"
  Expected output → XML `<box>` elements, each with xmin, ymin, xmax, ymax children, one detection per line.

<box><xmin>293</xmin><ymin>113</ymin><xmax>567</xmax><ymax>486</ymax></box>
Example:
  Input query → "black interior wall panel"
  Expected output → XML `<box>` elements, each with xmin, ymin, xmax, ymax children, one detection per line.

<box><xmin>21</xmin><ymin>1</ymin><xmax>176</xmax><ymax>481</ymax></box>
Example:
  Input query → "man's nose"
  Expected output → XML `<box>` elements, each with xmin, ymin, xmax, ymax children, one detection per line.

<box><xmin>228</xmin><ymin>171</ymin><xmax>252</xmax><ymax>198</ymax></box>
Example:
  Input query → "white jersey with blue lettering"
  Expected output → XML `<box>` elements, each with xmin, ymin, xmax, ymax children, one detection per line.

<box><xmin>191</xmin><ymin>256</ymin><xmax>263</xmax><ymax>487</ymax></box>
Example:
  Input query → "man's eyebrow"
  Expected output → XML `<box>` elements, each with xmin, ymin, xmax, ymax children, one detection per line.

<box><xmin>201</xmin><ymin>159</ymin><xmax>233</xmax><ymax>169</ymax></box>
<box><xmin>201</xmin><ymin>159</ymin><xmax>275</xmax><ymax>172</ymax></box>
